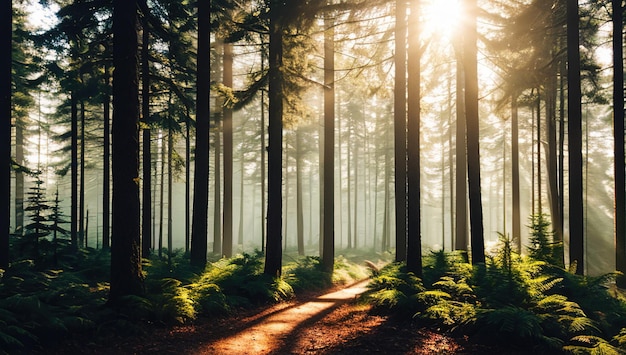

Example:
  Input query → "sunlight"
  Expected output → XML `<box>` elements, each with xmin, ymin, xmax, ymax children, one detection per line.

<box><xmin>421</xmin><ymin>0</ymin><xmax>463</xmax><ymax>41</ymax></box>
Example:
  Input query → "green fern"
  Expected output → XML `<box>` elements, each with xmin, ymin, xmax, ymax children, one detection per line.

<box><xmin>564</xmin><ymin>335</ymin><xmax>626</xmax><ymax>355</ymax></box>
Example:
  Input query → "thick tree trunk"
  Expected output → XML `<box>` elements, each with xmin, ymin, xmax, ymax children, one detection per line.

<box><xmin>190</xmin><ymin>0</ymin><xmax>210</xmax><ymax>267</ymax></box>
<box><xmin>15</xmin><ymin>120</ymin><xmax>24</xmax><ymax>236</ymax></box>
<box><xmin>567</xmin><ymin>0</ymin><xmax>584</xmax><ymax>275</ymax></box>
<box><xmin>141</xmin><ymin>17</ymin><xmax>151</xmax><ymax>256</ymax></box>
<box><xmin>110</xmin><ymin>0</ymin><xmax>144</xmax><ymax>301</ymax></box>
<box><xmin>0</xmin><ymin>1</ymin><xmax>10</xmax><ymax>268</ymax></box>
<box><xmin>264</xmin><ymin>7</ymin><xmax>284</xmax><ymax>277</ymax></box>
<box><xmin>464</xmin><ymin>0</ymin><xmax>485</xmax><ymax>265</ymax></box>
<box><xmin>406</xmin><ymin>0</ymin><xmax>422</xmax><ymax>276</ymax></box>
<box><xmin>394</xmin><ymin>0</ymin><xmax>407</xmax><ymax>262</ymax></box>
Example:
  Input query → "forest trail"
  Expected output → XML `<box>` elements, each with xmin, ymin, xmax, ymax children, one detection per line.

<box><xmin>197</xmin><ymin>280</ymin><xmax>370</xmax><ymax>354</ymax></box>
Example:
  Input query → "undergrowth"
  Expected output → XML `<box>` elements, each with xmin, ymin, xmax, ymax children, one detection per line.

<box><xmin>362</xmin><ymin>236</ymin><xmax>626</xmax><ymax>354</ymax></box>
<box><xmin>0</xmin><ymin>247</ymin><xmax>371</xmax><ymax>353</ymax></box>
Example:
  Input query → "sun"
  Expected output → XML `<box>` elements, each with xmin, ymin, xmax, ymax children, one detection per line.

<box><xmin>421</xmin><ymin>0</ymin><xmax>463</xmax><ymax>41</ymax></box>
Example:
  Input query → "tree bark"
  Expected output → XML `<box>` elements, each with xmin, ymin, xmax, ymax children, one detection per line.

<box><xmin>567</xmin><ymin>0</ymin><xmax>584</xmax><ymax>275</ymax></box>
<box><xmin>406</xmin><ymin>0</ymin><xmax>422</xmax><ymax>276</ymax></box>
<box><xmin>454</xmin><ymin>37</ymin><xmax>468</xmax><ymax>255</ymax></box>
<box><xmin>464</xmin><ymin>0</ymin><xmax>485</xmax><ymax>265</ymax></box>
<box><xmin>222</xmin><ymin>42</ymin><xmax>234</xmax><ymax>258</ymax></box>
<box><xmin>141</xmin><ymin>15</ymin><xmax>151</xmax><ymax>256</ymax></box>
<box><xmin>264</xmin><ymin>5</ymin><xmax>284</xmax><ymax>277</ymax></box>
<box><xmin>190</xmin><ymin>0</ymin><xmax>210</xmax><ymax>267</ymax></box>
<box><xmin>0</xmin><ymin>1</ymin><xmax>10</xmax><ymax>268</ymax></box>
<box><xmin>394</xmin><ymin>0</ymin><xmax>407</xmax><ymax>262</ymax></box>
<box><xmin>614</xmin><ymin>0</ymin><xmax>626</xmax><ymax>286</ymax></box>
<box><xmin>110</xmin><ymin>0</ymin><xmax>144</xmax><ymax>301</ymax></box>
<box><xmin>511</xmin><ymin>95</ymin><xmax>521</xmax><ymax>252</ymax></box>
<box><xmin>103</xmin><ymin>66</ymin><xmax>111</xmax><ymax>250</ymax></box>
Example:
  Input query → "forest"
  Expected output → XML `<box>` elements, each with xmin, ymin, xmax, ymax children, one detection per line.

<box><xmin>3</xmin><ymin>0</ymin><xmax>626</xmax><ymax>353</ymax></box>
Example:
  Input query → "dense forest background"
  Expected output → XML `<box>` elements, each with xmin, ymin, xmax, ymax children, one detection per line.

<box><xmin>2</xmin><ymin>0</ymin><xmax>625</xmax><ymax>285</ymax></box>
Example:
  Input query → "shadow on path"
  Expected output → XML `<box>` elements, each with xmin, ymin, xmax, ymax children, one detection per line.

<box><xmin>196</xmin><ymin>280</ymin><xmax>370</xmax><ymax>355</ymax></box>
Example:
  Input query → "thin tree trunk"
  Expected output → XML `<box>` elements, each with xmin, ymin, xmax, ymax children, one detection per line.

<box><xmin>536</xmin><ymin>91</ymin><xmax>542</xmax><ymax>214</ymax></box>
<box><xmin>511</xmin><ymin>95</ymin><xmax>521</xmax><ymax>252</ymax></box>
<box><xmin>261</xmin><ymin>58</ymin><xmax>266</xmax><ymax>252</ymax></box>
<box><xmin>223</xmin><ymin>42</ymin><xmax>234</xmax><ymax>258</ymax></box>
<box><xmin>213</xmin><ymin>123</ymin><xmax>222</xmax><ymax>254</ymax></box>
<box><xmin>613</xmin><ymin>0</ymin><xmax>626</xmax><ymax>287</ymax></box>
<box><xmin>15</xmin><ymin>121</ymin><xmax>24</xmax><ymax>235</ymax></box>
<box><xmin>80</xmin><ymin>100</ymin><xmax>86</xmax><ymax>248</ymax></box>
<box><xmin>296</xmin><ymin>128</ymin><xmax>305</xmax><ymax>256</ymax></box>
<box><xmin>71</xmin><ymin>92</ymin><xmax>78</xmax><ymax>250</ymax></box>
<box><xmin>167</xmin><ymin>127</ymin><xmax>173</xmax><ymax>265</ymax></box>
<box><xmin>454</xmin><ymin>38</ymin><xmax>467</xmax><ymax>254</ymax></box>
<box><xmin>185</xmin><ymin>112</ymin><xmax>190</xmax><ymax>254</ymax></box>
<box><xmin>238</xmin><ymin>152</ymin><xmax>245</xmax><ymax>249</ymax></box>
<box><xmin>103</xmin><ymin>66</ymin><xmax>111</xmax><ymax>250</ymax></box>
<box><xmin>158</xmin><ymin>133</ymin><xmax>165</xmax><ymax>257</ymax></box>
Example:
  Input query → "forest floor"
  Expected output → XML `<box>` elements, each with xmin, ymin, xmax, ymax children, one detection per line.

<box><xmin>45</xmin><ymin>280</ymin><xmax>534</xmax><ymax>355</ymax></box>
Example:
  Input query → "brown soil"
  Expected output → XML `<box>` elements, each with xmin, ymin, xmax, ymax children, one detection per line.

<box><xmin>43</xmin><ymin>282</ymin><xmax>533</xmax><ymax>355</ymax></box>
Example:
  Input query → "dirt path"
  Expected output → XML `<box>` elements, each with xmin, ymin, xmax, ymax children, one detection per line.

<box><xmin>47</xmin><ymin>281</ymin><xmax>482</xmax><ymax>354</ymax></box>
<box><xmin>197</xmin><ymin>280</ymin><xmax>370</xmax><ymax>354</ymax></box>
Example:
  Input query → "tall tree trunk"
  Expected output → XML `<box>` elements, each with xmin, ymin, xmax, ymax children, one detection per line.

<box><xmin>110</xmin><ymin>0</ymin><xmax>144</xmax><ymax>301</ymax></box>
<box><xmin>536</xmin><ymin>91</ymin><xmax>542</xmax><ymax>214</ymax></box>
<box><xmin>15</xmin><ymin>119</ymin><xmax>23</xmax><ymax>236</ymax></box>
<box><xmin>190</xmin><ymin>0</ymin><xmax>209</xmax><ymax>267</ymax></box>
<box><xmin>511</xmin><ymin>95</ymin><xmax>521</xmax><ymax>252</ymax></box>
<box><xmin>71</xmin><ymin>92</ymin><xmax>78</xmax><ymax>250</ymax></box>
<box><xmin>213</xmin><ymin>123</ymin><xmax>222</xmax><ymax>254</ymax></box>
<box><xmin>185</xmin><ymin>113</ymin><xmax>190</xmax><ymax>254</ymax></box>
<box><xmin>0</xmin><ymin>1</ymin><xmax>10</xmax><ymax>268</ymax></box>
<box><xmin>322</xmin><ymin>12</ymin><xmax>335</xmax><ymax>269</ymax></box>
<box><xmin>547</xmin><ymin>68</ymin><xmax>563</xmax><ymax>249</ymax></box>
<box><xmin>296</xmin><ymin>128</ymin><xmax>305</xmax><ymax>256</ymax></box>
<box><xmin>223</xmin><ymin>43</ymin><xmax>234</xmax><ymax>258</ymax></box>
<box><xmin>261</xmin><ymin>58</ymin><xmax>267</xmax><ymax>252</ymax></box>
<box><xmin>353</xmin><ymin>127</ymin><xmax>358</xmax><ymax>249</ymax></box>
<box><xmin>614</xmin><ymin>0</ymin><xmax>626</xmax><ymax>287</ymax></box>
<box><xmin>454</xmin><ymin>38</ymin><xmax>468</xmax><ymax>255</ymax></box>
<box><xmin>394</xmin><ymin>0</ymin><xmax>407</xmax><ymax>261</ymax></box>
<box><xmin>103</xmin><ymin>66</ymin><xmax>111</xmax><ymax>250</ymax></box>
<box><xmin>567</xmin><ymin>0</ymin><xmax>584</xmax><ymax>275</ymax></box>
<box><xmin>264</xmin><ymin>6</ymin><xmax>284</xmax><ymax>277</ymax></box>
<box><xmin>238</xmin><ymin>152</ymin><xmax>244</xmax><ymax>249</ymax></box>
<box><xmin>464</xmin><ymin>0</ymin><xmax>485</xmax><ymax>265</ymax></box>
<box><xmin>141</xmin><ymin>16</ymin><xmax>151</xmax><ymax>256</ymax></box>
<box><xmin>167</xmin><ymin>127</ymin><xmax>173</xmax><ymax>265</ymax></box>
<box><xmin>158</xmin><ymin>132</ymin><xmax>165</xmax><ymax>257</ymax></box>
<box><xmin>383</xmin><ymin>123</ymin><xmax>392</xmax><ymax>252</ymax></box>
<box><xmin>406</xmin><ymin>0</ymin><xmax>422</xmax><ymax>276</ymax></box>
<box><xmin>80</xmin><ymin>100</ymin><xmax>86</xmax><ymax>247</ymax></box>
